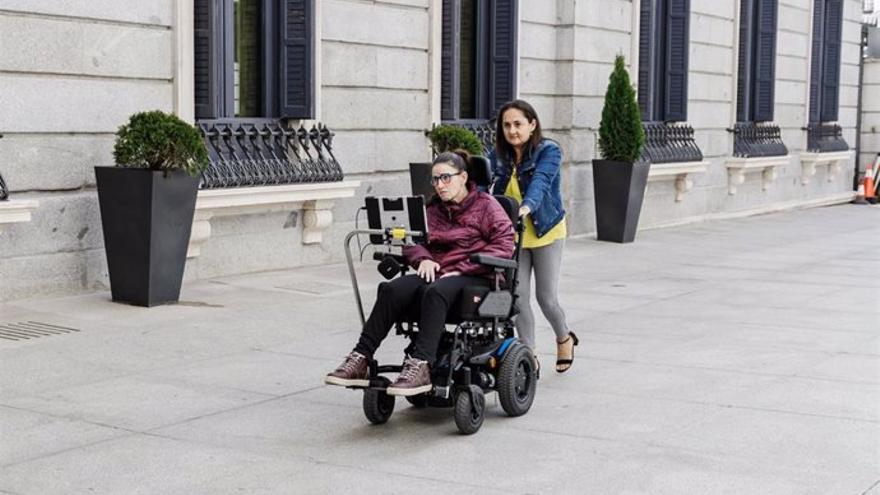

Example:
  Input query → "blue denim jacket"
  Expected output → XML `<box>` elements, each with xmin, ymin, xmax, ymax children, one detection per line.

<box><xmin>489</xmin><ymin>139</ymin><xmax>565</xmax><ymax>238</ymax></box>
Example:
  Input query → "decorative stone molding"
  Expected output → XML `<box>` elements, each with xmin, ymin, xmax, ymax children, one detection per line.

<box><xmin>647</xmin><ymin>161</ymin><xmax>708</xmax><ymax>202</ymax></box>
<box><xmin>0</xmin><ymin>199</ymin><xmax>39</xmax><ymax>230</ymax></box>
<box><xmin>187</xmin><ymin>180</ymin><xmax>361</xmax><ymax>258</ymax></box>
<box><xmin>799</xmin><ymin>151</ymin><xmax>853</xmax><ymax>185</ymax></box>
<box><xmin>725</xmin><ymin>155</ymin><xmax>792</xmax><ymax>195</ymax></box>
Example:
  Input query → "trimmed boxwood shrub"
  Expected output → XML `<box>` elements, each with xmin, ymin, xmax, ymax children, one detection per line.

<box><xmin>427</xmin><ymin>124</ymin><xmax>484</xmax><ymax>156</ymax></box>
<box><xmin>113</xmin><ymin>110</ymin><xmax>209</xmax><ymax>177</ymax></box>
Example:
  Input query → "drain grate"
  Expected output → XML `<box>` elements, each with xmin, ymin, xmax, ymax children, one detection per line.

<box><xmin>0</xmin><ymin>321</ymin><xmax>81</xmax><ymax>341</ymax></box>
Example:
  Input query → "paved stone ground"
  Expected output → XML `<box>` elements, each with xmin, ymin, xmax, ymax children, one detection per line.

<box><xmin>1</xmin><ymin>204</ymin><xmax>878</xmax><ymax>495</ymax></box>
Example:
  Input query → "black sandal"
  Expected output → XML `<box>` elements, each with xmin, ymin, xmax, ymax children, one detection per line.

<box><xmin>555</xmin><ymin>332</ymin><xmax>579</xmax><ymax>373</ymax></box>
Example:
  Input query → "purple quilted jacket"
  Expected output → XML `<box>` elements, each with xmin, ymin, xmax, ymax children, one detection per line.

<box><xmin>403</xmin><ymin>183</ymin><xmax>514</xmax><ymax>278</ymax></box>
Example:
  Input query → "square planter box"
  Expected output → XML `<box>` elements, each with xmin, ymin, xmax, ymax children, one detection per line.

<box><xmin>95</xmin><ymin>167</ymin><xmax>199</xmax><ymax>306</ymax></box>
<box><xmin>591</xmin><ymin>159</ymin><xmax>650</xmax><ymax>243</ymax></box>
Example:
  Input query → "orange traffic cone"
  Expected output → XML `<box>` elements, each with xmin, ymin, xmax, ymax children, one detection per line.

<box><xmin>865</xmin><ymin>163</ymin><xmax>877</xmax><ymax>204</ymax></box>
<box><xmin>853</xmin><ymin>182</ymin><xmax>868</xmax><ymax>204</ymax></box>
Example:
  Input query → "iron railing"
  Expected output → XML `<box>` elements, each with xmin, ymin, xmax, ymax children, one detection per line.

<box><xmin>431</xmin><ymin>119</ymin><xmax>497</xmax><ymax>157</ymax></box>
<box><xmin>0</xmin><ymin>134</ymin><xmax>7</xmax><ymax>201</ymax></box>
<box><xmin>729</xmin><ymin>122</ymin><xmax>788</xmax><ymax>157</ymax></box>
<box><xmin>640</xmin><ymin>122</ymin><xmax>703</xmax><ymax>164</ymax></box>
<box><xmin>805</xmin><ymin>123</ymin><xmax>849</xmax><ymax>153</ymax></box>
<box><xmin>197</xmin><ymin>120</ymin><xmax>343</xmax><ymax>189</ymax></box>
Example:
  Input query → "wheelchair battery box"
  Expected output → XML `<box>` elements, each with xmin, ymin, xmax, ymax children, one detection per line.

<box><xmin>477</xmin><ymin>291</ymin><xmax>513</xmax><ymax>319</ymax></box>
<box><xmin>460</xmin><ymin>286</ymin><xmax>511</xmax><ymax>320</ymax></box>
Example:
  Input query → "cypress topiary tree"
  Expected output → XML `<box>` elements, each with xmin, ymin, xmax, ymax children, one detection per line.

<box><xmin>598</xmin><ymin>55</ymin><xmax>645</xmax><ymax>163</ymax></box>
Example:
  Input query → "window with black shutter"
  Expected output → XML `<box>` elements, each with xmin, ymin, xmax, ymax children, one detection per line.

<box><xmin>192</xmin><ymin>0</ymin><xmax>342</xmax><ymax>189</ymax></box>
<box><xmin>194</xmin><ymin>0</ymin><xmax>314</xmax><ymax>121</ymax></box>
<box><xmin>441</xmin><ymin>0</ymin><xmax>517</xmax><ymax>122</ymax></box>
<box><xmin>806</xmin><ymin>0</ymin><xmax>848</xmax><ymax>152</ymax></box>
<box><xmin>638</xmin><ymin>0</ymin><xmax>690</xmax><ymax>123</ymax></box>
<box><xmin>638</xmin><ymin>0</ymin><xmax>703</xmax><ymax>164</ymax></box>
<box><xmin>732</xmin><ymin>0</ymin><xmax>788</xmax><ymax>157</ymax></box>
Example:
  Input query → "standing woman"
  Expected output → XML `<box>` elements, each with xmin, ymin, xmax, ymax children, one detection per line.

<box><xmin>488</xmin><ymin>99</ymin><xmax>578</xmax><ymax>373</ymax></box>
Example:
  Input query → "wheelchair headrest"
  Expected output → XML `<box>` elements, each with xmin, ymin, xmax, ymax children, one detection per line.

<box><xmin>467</xmin><ymin>156</ymin><xmax>492</xmax><ymax>187</ymax></box>
<box><xmin>493</xmin><ymin>195</ymin><xmax>519</xmax><ymax>224</ymax></box>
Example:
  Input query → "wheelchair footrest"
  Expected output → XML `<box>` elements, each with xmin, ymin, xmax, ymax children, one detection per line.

<box><xmin>375</xmin><ymin>364</ymin><xmax>403</xmax><ymax>374</ymax></box>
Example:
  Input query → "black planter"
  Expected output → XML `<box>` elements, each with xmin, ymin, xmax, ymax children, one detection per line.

<box><xmin>591</xmin><ymin>159</ymin><xmax>650</xmax><ymax>243</ymax></box>
<box><xmin>409</xmin><ymin>162</ymin><xmax>434</xmax><ymax>198</ymax></box>
<box><xmin>95</xmin><ymin>167</ymin><xmax>199</xmax><ymax>306</ymax></box>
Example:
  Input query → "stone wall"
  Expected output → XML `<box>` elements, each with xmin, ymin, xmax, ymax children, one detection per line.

<box><xmin>520</xmin><ymin>0</ymin><xmax>637</xmax><ymax>236</ymax></box>
<box><xmin>181</xmin><ymin>0</ymin><xmax>434</xmax><ymax>282</ymax></box>
<box><xmin>0</xmin><ymin>1</ymin><xmax>174</xmax><ymax>301</ymax></box>
<box><xmin>0</xmin><ymin>0</ymin><xmax>867</xmax><ymax>302</ymax></box>
<box><xmin>860</xmin><ymin>58</ymin><xmax>880</xmax><ymax>175</ymax></box>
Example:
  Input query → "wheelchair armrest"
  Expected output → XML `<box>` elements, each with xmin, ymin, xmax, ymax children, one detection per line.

<box><xmin>470</xmin><ymin>253</ymin><xmax>517</xmax><ymax>270</ymax></box>
<box><xmin>372</xmin><ymin>252</ymin><xmax>407</xmax><ymax>264</ymax></box>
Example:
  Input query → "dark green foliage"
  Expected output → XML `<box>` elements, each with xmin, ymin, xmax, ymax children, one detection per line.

<box><xmin>113</xmin><ymin>110</ymin><xmax>209</xmax><ymax>177</ymax></box>
<box><xmin>427</xmin><ymin>125</ymin><xmax>484</xmax><ymax>156</ymax></box>
<box><xmin>598</xmin><ymin>55</ymin><xmax>645</xmax><ymax>163</ymax></box>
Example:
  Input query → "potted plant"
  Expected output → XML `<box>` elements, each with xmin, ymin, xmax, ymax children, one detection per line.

<box><xmin>95</xmin><ymin>110</ymin><xmax>208</xmax><ymax>306</ymax></box>
<box><xmin>410</xmin><ymin>125</ymin><xmax>483</xmax><ymax>197</ymax></box>
<box><xmin>592</xmin><ymin>55</ymin><xmax>648</xmax><ymax>243</ymax></box>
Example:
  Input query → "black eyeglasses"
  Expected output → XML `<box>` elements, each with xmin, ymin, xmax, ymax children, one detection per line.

<box><xmin>430</xmin><ymin>171</ymin><xmax>463</xmax><ymax>186</ymax></box>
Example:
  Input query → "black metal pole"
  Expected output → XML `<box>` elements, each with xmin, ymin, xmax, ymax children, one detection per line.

<box><xmin>854</xmin><ymin>25</ymin><xmax>868</xmax><ymax>191</ymax></box>
<box><xmin>0</xmin><ymin>134</ymin><xmax>8</xmax><ymax>201</ymax></box>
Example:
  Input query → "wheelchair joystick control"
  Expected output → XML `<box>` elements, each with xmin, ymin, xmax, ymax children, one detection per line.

<box><xmin>376</xmin><ymin>255</ymin><xmax>403</xmax><ymax>280</ymax></box>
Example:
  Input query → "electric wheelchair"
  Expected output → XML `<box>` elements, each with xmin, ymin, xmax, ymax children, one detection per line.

<box><xmin>341</xmin><ymin>156</ymin><xmax>538</xmax><ymax>435</ymax></box>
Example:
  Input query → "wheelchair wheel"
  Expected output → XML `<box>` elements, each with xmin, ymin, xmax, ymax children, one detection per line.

<box><xmin>363</xmin><ymin>377</ymin><xmax>395</xmax><ymax>425</ymax></box>
<box><xmin>453</xmin><ymin>385</ymin><xmax>485</xmax><ymax>435</ymax></box>
<box><xmin>405</xmin><ymin>394</ymin><xmax>429</xmax><ymax>408</ymax></box>
<box><xmin>497</xmin><ymin>342</ymin><xmax>537</xmax><ymax>417</ymax></box>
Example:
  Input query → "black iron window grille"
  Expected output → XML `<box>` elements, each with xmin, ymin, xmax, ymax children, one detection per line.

<box><xmin>0</xmin><ymin>134</ymin><xmax>7</xmax><ymax>201</ymax></box>
<box><xmin>197</xmin><ymin>120</ymin><xmax>343</xmax><ymax>189</ymax></box>
<box><xmin>805</xmin><ymin>122</ymin><xmax>849</xmax><ymax>153</ymax></box>
<box><xmin>730</xmin><ymin>122</ymin><xmax>788</xmax><ymax>157</ymax></box>
<box><xmin>430</xmin><ymin>119</ymin><xmax>497</xmax><ymax>157</ymax></box>
<box><xmin>640</xmin><ymin>122</ymin><xmax>703</xmax><ymax>164</ymax></box>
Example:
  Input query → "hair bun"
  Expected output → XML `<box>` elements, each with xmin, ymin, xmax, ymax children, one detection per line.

<box><xmin>452</xmin><ymin>148</ymin><xmax>471</xmax><ymax>166</ymax></box>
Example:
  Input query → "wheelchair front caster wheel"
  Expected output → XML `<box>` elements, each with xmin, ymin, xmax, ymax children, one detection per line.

<box><xmin>363</xmin><ymin>377</ymin><xmax>395</xmax><ymax>424</ymax></box>
<box><xmin>497</xmin><ymin>342</ymin><xmax>537</xmax><ymax>417</ymax></box>
<box><xmin>453</xmin><ymin>385</ymin><xmax>485</xmax><ymax>435</ymax></box>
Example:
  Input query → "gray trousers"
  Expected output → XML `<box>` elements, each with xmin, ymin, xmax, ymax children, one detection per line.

<box><xmin>515</xmin><ymin>239</ymin><xmax>569</xmax><ymax>349</ymax></box>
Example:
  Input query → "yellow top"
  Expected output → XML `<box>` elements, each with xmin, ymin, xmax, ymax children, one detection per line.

<box><xmin>504</xmin><ymin>167</ymin><xmax>566</xmax><ymax>249</ymax></box>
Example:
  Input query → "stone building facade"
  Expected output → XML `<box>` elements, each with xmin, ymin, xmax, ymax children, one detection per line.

<box><xmin>0</xmin><ymin>0</ymin><xmax>868</xmax><ymax>302</ymax></box>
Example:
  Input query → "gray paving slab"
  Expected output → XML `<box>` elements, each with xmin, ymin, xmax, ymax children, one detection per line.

<box><xmin>5</xmin><ymin>374</ymin><xmax>270</xmax><ymax>431</ymax></box>
<box><xmin>0</xmin><ymin>405</ymin><xmax>126</xmax><ymax>466</ymax></box>
<box><xmin>0</xmin><ymin>203</ymin><xmax>878</xmax><ymax>494</ymax></box>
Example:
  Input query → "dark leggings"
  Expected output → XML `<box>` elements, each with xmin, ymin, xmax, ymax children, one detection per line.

<box><xmin>354</xmin><ymin>274</ymin><xmax>490</xmax><ymax>364</ymax></box>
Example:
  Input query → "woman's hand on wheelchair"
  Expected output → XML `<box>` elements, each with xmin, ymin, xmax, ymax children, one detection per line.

<box><xmin>518</xmin><ymin>205</ymin><xmax>531</xmax><ymax>218</ymax></box>
<box><xmin>417</xmin><ymin>260</ymin><xmax>441</xmax><ymax>282</ymax></box>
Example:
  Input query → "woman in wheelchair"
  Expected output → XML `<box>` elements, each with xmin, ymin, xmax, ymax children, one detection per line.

<box><xmin>325</xmin><ymin>150</ymin><xmax>515</xmax><ymax>397</ymax></box>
